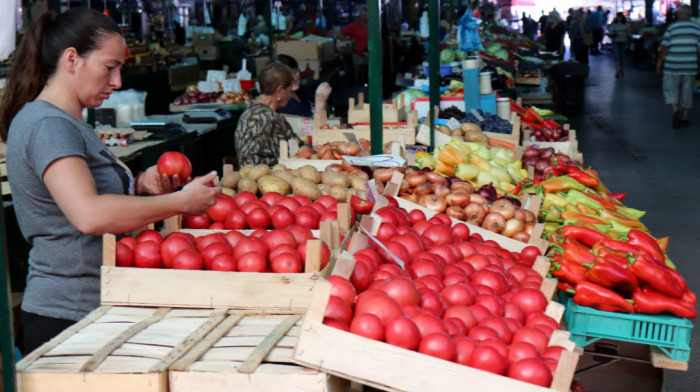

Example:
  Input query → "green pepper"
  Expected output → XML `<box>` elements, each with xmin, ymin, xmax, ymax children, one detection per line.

<box><xmin>542</xmin><ymin>192</ymin><xmax>570</xmax><ymax>209</ymax></box>
<box><xmin>565</xmin><ymin>189</ymin><xmax>603</xmax><ymax>210</ymax></box>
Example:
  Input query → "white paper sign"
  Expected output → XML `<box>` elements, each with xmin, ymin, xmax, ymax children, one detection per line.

<box><xmin>343</xmin><ymin>154</ymin><xmax>406</xmax><ymax>167</ymax></box>
<box><xmin>447</xmin><ymin>117</ymin><xmax>461</xmax><ymax>130</ymax></box>
<box><xmin>197</xmin><ymin>81</ymin><xmax>219</xmax><ymax>93</ymax></box>
<box><xmin>206</xmin><ymin>70</ymin><xmax>227</xmax><ymax>83</ymax></box>
<box><xmin>222</xmin><ymin>78</ymin><xmax>241</xmax><ymax>93</ymax></box>
<box><xmin>470</xmin><ymin>108</ymin><xmax>485</xmax><ymax>122</ymax></box>
<box><xmin>416</xmin><ymin>124</ymin><xmax>431</xmax><ymax>146</ymax></box>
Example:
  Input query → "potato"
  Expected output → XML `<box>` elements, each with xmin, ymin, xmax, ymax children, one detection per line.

<box><xmin>465</xmin><ymin>130</ymin><xmax>489</xmax><ymax>143</ymax></box>
<box><xmin>247</xmin><ymin>164</ymin><xmax>271</xmax><ymax>180</ymax></box>
<box><xmin>237</xmin><ymin>177</ymin><xmax>258</xmax><ymax>194</ymax></box>
<box><xmin>451</xmin><ymin>129</ymin><xmax>463</xmax><ymax>137</ymax></box>
<box><xmin>321</xmin><ymin>171</ymin><xmax>350</xmax><ymax>187</ymax></box>
<box><xmin>239</xmin><ymin>164</ymin><xmax>254</xmax><ymax>178</ymax></box>
<box><xmin>298</xmin><ymin>165</ymin><xmax>321</xmax><ymax>184</ymax></box>
<box><xmin>351</xmin><ymin>176</ymin><xmax>366</xmax><ymax>190</ymax></box>
<box><xmin>220</xmin><ymin>171</ymin><xmax>241</xmax><ymax>189</ymax></box>
<box><xmin>271</xmin><ymin>169</ymin><xmax>295</xmax><ymax>185</ymax></box>
<box><xmin>257</xmin><ymin>175</ymin><xmax>290</xmax><ymax>195</ymax></box>
<box><xmin>221</xmin><ymin>187</ymin><xmax>236</xmax><ymax>197</ymax></box>
<box><xmin>271</xmin><ymin>163</ymin><xmax>287</xmax><ymax>171</ymax></box>
<box><xmin>318</xmin><ymin>184</ymin><xmax>331</xmax><ymax>196</ymax></box>
<box><xmin>460</xmin><ymin>122</ymin><xmax>482</xmax><ymax>133</ymax></box>
<box><xmin>438</xmin><ymin>125</ymin><xmax>452</xmax><ymax>135</ymax></box>
<box><xmin>291</xmin><ymin>177</ymin><xmax>321</xmax><ymax>200</ymax></box>
<box><xmin>329</xmin><ymin>185</ymin><xmax>348</xmax><ymax>202</ymax></box>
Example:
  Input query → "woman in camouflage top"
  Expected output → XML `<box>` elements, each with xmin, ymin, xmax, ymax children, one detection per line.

<box><xmin>234</xmin><ymin>62</ymin><xmax>303</xmax><ymax>166</ymax></box>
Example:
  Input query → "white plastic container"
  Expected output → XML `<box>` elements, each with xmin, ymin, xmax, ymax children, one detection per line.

<box><xmin>479</xmin><ymin>72</ymin><xmax>492</xmax><ymax>95</ymax></box>
<box><xmin>497</xmin><ymin>97</ymin><xmax>511</xmax><ymax>120</ymax></box>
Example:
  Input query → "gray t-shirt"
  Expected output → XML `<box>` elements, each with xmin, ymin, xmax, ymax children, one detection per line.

<box><xmin>7</xmin><ymin>101</ymin><xmax>133</xmax><ymax>321</ymax></box>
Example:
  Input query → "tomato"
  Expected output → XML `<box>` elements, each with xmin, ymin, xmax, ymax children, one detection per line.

<box><xmin>445</xmin><ymin>317</ymin><xmax>466</xmax><ymax>336</ymax></box>
<box><xmin>201</xmin><ymin>242</ymin><xmax>232</xmax><ymax>269</ymax></box>
<box><xmin>195</xmin><ymin>233</ymin><xmax>228</xmax><ymax>252</ymax></box>
<box><xmin>411</xmin><ymin>312</ymin><xmax>449</xmax><ymax>338</ymax></box>
<box><xmin>542</xmin><ymin>345</ymin><xmax>566</xmax><ymax>362</ymax></box>
<box><xmin>243</xmin><ymin>208</ymin><xmax>269</xmax><ymax>229</ymax></box>
<box><xmin>508</xmin><ymin>341</ymin><xmax>540</xmax><ymax>364</ymax></box>
<box><xmin>520</xmin><ymin>246</ymin><xmax>542</xmax><ymax>262</ymax></box>
<box><xmin>261</xmin><ymin>230</ymin><xmax>296</xmax><ymax>250</ymax></box>
<box><xmin>270</xmin><ymin>252</ymin><xmax>303</xmax><ymax>273</ymax></box>
<box><xmin>133</xmin><ymin>241</ymin><xmax>161</xmax><ymax>268</ymax></box>
<box><xmin>467</xmin><ymin>304</ymin><xmax>491</xmax><ymax>323</ymax></box>
<box><xmin>440</xmin><ymin>284</ymin><xmax>474</xmax><ymax>307</ymax></box>
<box><xmin>467</xmin><ymin>325</ymin><xmax>500</xmax><ymax>342</ymax></box>
<box><xmin>418</xmin><ymin>332</ymin><xmax>456</xmax><ymax>362</ymax></box>
<box><xmin>464</xmin><ymin>254</ymin><xmax>491</xmax><ymax>271</ymax></box>
<box><xmin>350</xmin><ymin>313</ymin><xmax>385</xmax><ymax>341</ymax></box>
<box><xmin>236</xmin><ymin>252</ymin><xmax>268</xmax><ymax>272</ymax></box>
<box><xmin>355</xmin><ymin>289</ymin><xmax>386</xmax><ymax>307</ymax></box>
<box><xmin>324</xmin><ymin>295</ymin><xmax>353</xmax><ymax>325</ymax></box>
<box><xmin>296</xmin><ymin>241</ymin><xmax>330</xmax><ymax>270</ymax></box>
<box><xmin>443</xmin><ymin>273</ymin><xmax>468</xmax><ymax>287</ymax></box>
<box><xmin>326</xmin><ymin>276</ymin><xmax>357</xmax><ymax>306</ymax></box>
<box><xmin>275</xmin><ymin>196</ymin><xmax>301</xmax><ymax>211</ymax></box>
<box><xmin>385</xmin><ymin>316</ymin><xmax>421</xmax><ymax>350</ymax></box>
<box><xmin>383</xmin><ymin>195</ymin><xmax>399</xmax><ymax>208</ymax></box>
<box><xmin>233</xmin><ymin>237</ymin><xmax>269</xmax><ymax>260</ymax></box>
<box><xmin>284</xmin><ymin>224</ymin><xmax>312</xmax><ymax>246</ymax></box>
<box><xmin>160</xmin><ymin>236</ymin><xmax>196</xmax><ymax>268</ymax></box>
<box><xmin>156</xmin><ymin>151</ymin><xmax>192</xmax><ymax>179</ymax></box>
<box><xmin>354</xmin><ymin>293</ymin><xmax>403</xmax><ymax>326</ymax></box>
<box><xmin>407</xmin><ymin>209</ymin><xmax>426</xmax><ymax>225</ymax></box>
<box><xmin>443</xmin><ymin>305</ymin><xmax>477</xmax><ymax>332</ymax></box>
<box><xmin>418</xmin><ymin>288</ymin><xmax>445</xmax><ymax>317</ymax></box>
<box><xmin>224</xmin><ymin>231</ymin><xmax>245</xmax><ymax>248</ymax></box>
<box><xmin>350</xmin><ymin>259</ymin><xmax>372</xmax><ymax>291</ymax></box>
<box><xmin>171</xmin><ymin>248</ymin><xmax>204</xmax><ymax>270</ymax></box>
<box><xmin>295</xmin><ymin>211</ymin><xmax>320</xmax><ymax>229</ymax></box>
<box><xmin>377</xmin><ymin>277</ymin><xmax>419</xmax><ymax>306</ymax></box>
<box><xmin>314</xmin><ymin>195</ymin><xmax>337</xmax><ymax>209</ymax></box>
<box><xmin>269</xmin><ymin>244</ymin><xmax>298</xmax><ymax>260</ymax></box>
<box><xmin>209</xmin><ymin>253</ymin><xmax>237</xmax><ymax>271</ymax></box>
<box><xmin>375</xmin><ymin>222</ymin><xmax>398</xmax><ymax>243</ymax></box>
<box><xmin>504</xmin><ymin>302</ymin><xmax>525</xmax><ymax>324</ymax></box>
<box><xmin>377</xmin><ymin>241</ymin><xmax>410</xmax><ymax>266</ymax></box>
<box><xmin>512</xmin><ymin>326</ymin><xmax>549</xmax><ymax>353</ymax></box>
<box><xmin>378</xmin><ymin>263</ymin><xmax>403</xmax><ymax>277</ymax></box>
<box><xmin>117</xmin><ymin>236</ymin><xmax>139</xmax><ymax>251</ymax></box>
<box><xmin>354</xmin><ymin>248</ymin><xmax>381</xmax><ymax>269</ymax></box>
<box><xmin>320</xmin><ymin>210</ymin><xmax>338</xmax><ymax>223</ymax></box>
<box><xmin>136</xmin><ymin>229</ymin><xmax>163</xmax><ymax>245</ymax></box>
<box><xmin>469</xmin><ymin>345</ymin><xmax>508</xmax><ymax>375</ymax></box>
<box><xmin>350</xmin><ymin>195</ymin><xmax>374</xmax><ymax>215</ymax></box>
<box><xmin>510</xmin><ymin>288</ymin><xmax>548</xmax><ymax>314</ymax></box>
<box><xmin>408</xmin><ymin>258</ymin><xmax>442</xmax><ymax>279</ymax></box>
<box><xmin>428</xmin><ymin>244</ymin><xmax>458</xmax><ymax>265</ymax></box>
<box><xmin>375</xmin><ymin>207</ymin><xmax>399</xmax><ymax>226</ymax></box>
<box><xmin>207</xmin><ymin>194</ymin><xmax>237</xmax><ymax>222</ymax></box>
<box><xmin>508</xmin><ymin>358</ymin><xmax>553</xmax><ymax>387</ymax></box>
<box><xmin>260</xmin><ymin>191</ymin><xmax>283</xmax><ymax>206</ymax></box>
<box><xmin>268</xmin><ymin>205</ymin><xmax>294</xmax><ymax>229</ymax></box>
<box><xmin>526</xmin><ymin>314</ymin><xmax>561</xmax><ymax>332</ymax></box>
<box><xmin>454</xmin><ymin>336</ymin><xmax>478</xmax><ymax>365</ymax></box>
<box><xmin>224</xmin><ymin>210</ymin><xmax>247</xmax><ymax>230</ymax></box>
<box><xmin>422</xmin><ymin>224</ymin><xmax>454</xmax><ymax>245</ymax></box>
<box><xmin>240</xmin><ymin>201</ymin><xmax>264</xmax><ymax>215</ymax></box>
<box><xmin>452</xmin><ymin>222</ymin><xmax>470</xmax><ymax>241</ymax></box>
<box><xmin>323</xmin><ymin>318</ymin><xmax>350</xmax><ymax>332</ymax></box>
<box><xmin>473</xmin><ymin>269</ymin><xmax>510</xmax><ymax>295</ymax></box>
<box><xmin>291</xmin><ymin>194</ymin><xmax>312</xmax><ymax>206</ymax></box>
<box><xmin>310</xmin><ymin>202</ymin><xmax>327</xmax><ymax>216</ymax></box>
<box><xmin>115</xmin><ymin>242</ymin><xmax>134</xmax><ymax>267</ymax></box>
<box><xmin>481</xmin><ymin>338</ymin><xmax>510</xmax><ymax>360</ymax></box>
<box><xmin>234</xmin><ymin>191</ymin><xmax>257</xmax><ymax>207</ymax></box>
<box><xmin>504</xmin><ymin>317</ymin><xmax>523</xmax><ymax>334</ymax></box>
<box><xmin>479</xmin><ymin>316</ymin><xmax>513</xmax><ymax>344</ymax></box>
<box><xmin>475</xmin><ymin>294</ymin><xmax>505</xmax><ymax>317</ymax></box>
<box><xmin>470</xmin><ymin>233</ymin><xmax>484</xmax><ymax>243</ymax></box>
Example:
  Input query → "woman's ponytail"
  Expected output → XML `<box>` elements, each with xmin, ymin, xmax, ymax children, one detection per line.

<box><xmin>0</xmin><ymin>12</ymin><xmax>56</xmax><ymax>142</ymax></box>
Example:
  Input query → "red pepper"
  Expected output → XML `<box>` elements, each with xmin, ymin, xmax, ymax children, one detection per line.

<box><xmin>562</xmin><ymin>225</ymin><xmax>609</xmax><ymax>248</ymax></box>
<box><xmin>632</xmin><ymin>291</ymin><xmax>697</xmax><ymax>318</ymax></box>
<box><xmin>350</xmin><ymin>195</ymin><xmax>374</xmax><ymax>215</ymax></box>
<box><xmin>626</xmin><ymin>229</ymin><xmax>666</xmax><ymax>266</ymax></box>
<box><xmin>560</xmin><ymin>211</ymin><xmax>608</xmax><ymax>225</ymax></box>
<box><xmin>564</xmin><ymin>166</ymin><xmax>601</xmax><ymax>187</ymax></box>
<box><xmin>557</xmin><ymin>281</ymin><xmax>575</xmax><ymax>292</ymax></box>
<box><xmin>598</xmin><ymin>238</ymin><xmax>640</xmax><ymax>256</ymax></box>
<box><xmin>628</xmin><ymin>254</ymin><xmax>684</xmax><ymax>299</ymax></box>
<box><xmin>573</xmin><ymin>281</ymin><xmax>635</xmax><ymax>313</ymax></box>
<box><xmin>561</xmin><ymin>241</ymin><xmax>596</xmax><ymax>265</ymax></box>
<box><xmin>665</xmin><ymin>268</ymin><xmax>689</xmax><ymax>296</ymax></box>
<box><xmin>542</xmin><ymin>118</ymin><xmax>561</xmax><ymax>130</ymax></box>
<box><xmin>522</xmin><ymin>108</ymin><xmax>545</xmax><ymax>124</ymax></box>
<box><xmin>584</xmin><ymin>256</ymin><xmax>639</xmax><ymax>292</ymax></box>
<box><xmin>511</xmin><ymin>101</ymin><xmax>526</xmax><ymax>115</ymax></box>
<box><xmin>682</xmin><ymin>289</ymin><xmax>697</xmax><ymax>305</ymax></box>
<box><xmin>552</xmin><ymin>259</ymin><xmax>589</xmax><ymax>286</ymax></box>
<box><xmin>590</xmin><ymin>244</ymin><xmax>631</xmax><ymax>268</ymax></box>
<box><xmin>607</xmin><ymin>192</ymin><xmax>626</xmax><ymax>202</ymax></box>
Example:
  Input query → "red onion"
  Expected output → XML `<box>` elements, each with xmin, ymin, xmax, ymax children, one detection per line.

<box><xmin>539</xmin><ymin>147</ymin><xmax>555</xmax><ymax>159</ymax></box>
<box><xmin>477</xmin><ymin>183</ymin><xmax>498</xmax><ymax>200</ymax></box>
<box><xmin>534</xmin><ymin>159</ymin><xmax>551</xmax><ymax>173</ymax></box>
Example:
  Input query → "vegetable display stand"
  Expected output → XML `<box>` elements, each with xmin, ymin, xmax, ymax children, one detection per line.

<box><xmin>483</xmin><ymin>112</ymin><xmax>521</xmax><ymax>147</ymax></box>
<box><xmin>16</xmin><ymin>306</ymin><xmax>227</xmax><ymax>392</ymax></box>
<box><xmin>169</xmin><ymin>304</ymin><xmax>348</xmax><ymax>392</ymax></box>
<box><xmin>516</xmin><ymin>69</ymin><xmax>543</xmax><ymax>86</ymax></box>
<box><xmin>293</xmin><ymin>280</ymin><xmax>580</xmax><ymax>392</ymax></box>
<box><xmin>278</xmin><ymin>140</ymin><xmax>341</xmax><ymax>170</ymax></box>
<box><xmin>347</xmin><ymin>93</ymin><xmax>407</xmax><ymax>124</ymax></box>
<box><xmin>559</xmin><ymin>293</ymin><xmax>693</xmax><ymax>363</ymax></box>
<box><xmin>312</xmin><ymin>110</ymin><xmax>417</xmax><ymax>146</ymax></box>
<box><xmin>521</xmin><ymin>128</ymin><xmax>582</xmax><ymax>163</ymax></box>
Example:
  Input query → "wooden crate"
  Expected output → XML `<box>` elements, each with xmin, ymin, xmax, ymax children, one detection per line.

<box><xmin>484</xmin><ymin>113</ymin><xmax>522</xmax><ymax>147</ymax></box>
<box><xmin>521</xmin><ymin>127</ymin><xmax>583</xmax><ymax>163</ymax></box>
<box><xmin>348</xmin><ymin>93</ymin><xmax>406</xmax><ymax>124</ymax></box>
<box><xmin>101</xmin><ymin>213</ymin><xmax>352</xmax><ymax>311</ymax></box>
<box><xmin>293</xmin><ymin>280</ymin><xmax>580</xmax><ymax>392</ymax></box>
<box><xmin>16</xmin><ymin>306</ymin><xmax>227</xmax><ymax>392</ymax></box>
<box><xmin>169</xmin><ymin>308</ymin><xmax>348</xmax><ymax>392</ymax></box>
<box><xmin>278</xmin><ymin>140</ymin><xmax>342</xmax><ymax>170</ymax></box>
<box><xmin>516</xmin><ymin>69</ymin><xmax>543</xmax><ymax>86</ymax></box>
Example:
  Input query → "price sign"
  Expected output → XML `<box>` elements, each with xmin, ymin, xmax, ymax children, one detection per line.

<box><xmin>206</xmin><ymin>70</ymin><xmax>227</xmax><ymax>83</ymax></box>
<box><xmin>222</xmin><ymin>79</ymin><xmax>241</xmax><ymax>93</ymax></box>
<box><xmin>197</xmin><ymin>81</ymin><xmax>219</xmax><ymax>93</ymax></box>
<box><xmin>447</xmin><ymin>117</ymin><xmax>461</xmax><ymax>130</ymax></box>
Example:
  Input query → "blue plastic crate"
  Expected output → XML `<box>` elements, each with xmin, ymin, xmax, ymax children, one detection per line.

<box><xmin>424</xmin><ymin>64</ymin><xmax>454</xmax><ymax>77</ymax></box>
<box><xmin>560</xmin><ymin>293</ymin><xmax>693</xmax><ymax>361</ymax></box>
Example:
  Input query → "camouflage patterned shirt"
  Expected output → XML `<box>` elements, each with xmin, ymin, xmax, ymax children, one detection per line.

<box><xmin>234</xmin><ymin>100</ymin><xmax>301</xmax><ymax>166</ymax></box>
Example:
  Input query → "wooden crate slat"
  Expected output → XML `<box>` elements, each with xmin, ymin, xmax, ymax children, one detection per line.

<box><xmin>111</xmin><ymin>343</ymin><xmax>175</xmax><ymax>359</ymax></box>
<box><xmin>169</xmin><ymin>366</ymin><xmax>337</xmax><ymax>392</ymax></box>
<box><xmin>201</xmin><ymin>346</ymin><xmax>296</xmax><ymax>363</ymax></box>
<box><xmin>18</xmin><ymin>372</ymin><xmax>167</xmax><ymax>392</ymax></box>
<box><xmin>170</xmin><ymin>313</ymin><xmax>246</xmax><ymax>371</ymax></box>
<box><xmin>214</xmin><ymin>335</ymin><xmax>298</xmax><ymax>349</ymax></box>
<box><xmin>95</xmin><ymin>356</ymin><xmax>161</xmax><ymax>373</ymax></box>
<box><xmin>106</xmin><ymin>307</ymin><xmax>157</xmax><ymax>316</ymax></box>
<box><xmin>237</xmin><ymin>314</ymin><xmax>302</xmax><ymax>373</ymax></box>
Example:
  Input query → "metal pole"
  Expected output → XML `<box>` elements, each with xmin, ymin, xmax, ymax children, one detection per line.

<box><xmin>368</xmin><ymin>0</ymin><xmax>383</xmax><ymax>155</ymax></box>
<box><xmin>428</xmin><ymin>0</ymin><xmax>440</xmax><ymax>150</ymax></box>
<box><xmin>267</xmin><ymin>0</ymin><xmax>274</xmax><ymax>59</ymax></box>
<box><xmin>0</xmin><ymin>205</ymin><xmax>16</xmax><ymax>392</ymax></box>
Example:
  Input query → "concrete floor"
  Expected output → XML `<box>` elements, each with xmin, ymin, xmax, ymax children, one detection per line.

<box><xmin>566</xmin><ymin>51</ymin><xmax>700</xmax><ymax>391</ymax></box>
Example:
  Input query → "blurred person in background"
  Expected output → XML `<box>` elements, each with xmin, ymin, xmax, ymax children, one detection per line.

<box><xmin>608</xmin><ymin>12</ymin><xmax>630</xmax><ymax>78</ymax></box>
<box><xmin>275</xmin><ymin>54</ymin><xmax>332</xmax><ymax>117</ymax></box>
<box><xmin>544</xmin><ymin>11</ymin><xmax>566</xmax><ymax>58</ymax></box>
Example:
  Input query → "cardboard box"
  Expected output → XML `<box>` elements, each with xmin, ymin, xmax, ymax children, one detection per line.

<box><xmin>193</xmin><ymin>32</ymin><xmax>216</xmax><ymax>46</ymax></box>
<box><xmin>275</xmin><ymin>38</ymin><xmax>334</xmax><ymax>62</ymax></box>
<box><xmin>195</xmin><ymin>45</ymin><xmax>219</xmax><ymax>61</ymax></box>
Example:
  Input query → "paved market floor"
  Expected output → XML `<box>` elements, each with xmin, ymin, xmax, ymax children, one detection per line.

<box><xmin>566</xmin><ymin>51</ymin><xmax>700</xmax><ymax>391</ymax></box>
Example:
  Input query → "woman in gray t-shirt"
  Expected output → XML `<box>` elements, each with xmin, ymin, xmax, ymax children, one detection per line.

<box><xmin>0</xmin><ymin>8</ymin><xmax>221</xmax><ymax>354</ymax></box>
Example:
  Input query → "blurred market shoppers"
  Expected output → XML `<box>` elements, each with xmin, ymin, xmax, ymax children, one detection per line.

<box><xmin>275</xmin><ymin>54</ymin><xmax>332</xmax><ymax>117</ymax></box>
<box><xmin>538</xmin><ymin>11</ymin><xmax>549</xmax><ymax>38</ymax></box>
<box><xmin>544</xmin><ymin>12</ymin><xmax>566</xmax><ymax>58</ymax></box>
<box><xmin>234</xmin><ymin>62</ymin><xmax>303</xmax><ymax>165</ymax></box>
<box><xmin>0</xmin><ymin>8</ymin><xmax>220</xmax><ymax>354</ymax></box>
<box><xmin>608</xmin><ymin>12</ymin><xmax>630</xmax><ymax>78</ymax></box>
<box><xmin>657</xmin><ymin>5</ymin><xmax>700</xmax><ymax>129</ymax></box>
<box><xmin>587</xmin><ymin>6</ymin><xmax>604</xmax><ymax>54</ymax></box>
<box><xmin>521</xmin><ymin>13</ymin><xmax>536</xmax><ymax>40</ymax></box>
<box><xmin>338</xmin><ymin>8</ymin><xmax>369</xmax><ymax>85</ymax></box>
<box><xmin>568</xmin><ymin>9</ymin><xmax>589</xmax><ymax>64</ymax></box>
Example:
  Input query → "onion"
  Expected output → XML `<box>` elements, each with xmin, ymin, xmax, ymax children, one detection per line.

<box><xmin>512</xmin><ymin>231</ymin><xmax>530</xmax><ymax>243</ymax></box>
<box><xmin>523</xmin><ymin>223</ymin><xmax>535</xmax><ymax>235</ymax></box>
<box><xmin>477</xmin><ymin>183</ymin><xmax>497</xmax><ymax>200</ymax></box>
<box><xmin>498</xmin><ymin>196</ymin><xmax>522</xmax><ymax>209</ymax></box>
<box><xmin>465</xmin><ymin>202</ymin><xmax>487</xmax><ymax>225</ymax></box>
<box><xmin>373</xmin><ymin>168</ymin><xmax>395</xmax><ymax>183</ymax></box>
<box><xmin>341</xmin><ymin>159</ymin><xmax>361</xmax><ymax>172</ymax></box>
<box><xmin>445</xmin><ymin>191</ymin><xmax>470</xmax><ymax>207</ymax></box>
<box><xmin>524</xmin><ymin>210</ymin><xmax>536</xmax><ymax>224</ymax></box>
<box><xmin>448</xmin><ymin>177</ymin><xmax>462</xmax><ymax>185</ymax></box>
<box><xmin>337</xmin><ymin>142</ymin><xmax>361</xmax><ymax>156</ymax></box>
<box><xmin>522</xmin><ymin>147</ymin><xmax>540</xmax><ymax>159</ymax></box>
<box><xmin>490</xmin><ymin>199</ymin><xmax>515</xmax><ymax>220</ymax></box>
<box><xmin>399</xmin><ymin>179</ymin><xmax>410</xmax><ymax>194</ymax></box>
<box><xmin>481</xmin><ymin>212</ymin><xmax>506</xmax><ymax>234</ymax></box>
<box><xmin>501</xmin><ymin>218</ymin><xmax>524</xmax><ymax>237</ymax></box>
<box><xmin>513</xmin><ymin>209</ymin><xmax>526</xmax><ymax>224</ymax></box>
<box><xmin>405</xmin><ymin>171</ymin><xmax>428</xmax><ymax>187</ymax></box>
<box><xmin>425</xmin><ymin>171</ymin><xmax>448</xmax><ymax>184</ymax></box>
<box><xmin>433</xmin><ymin>183</ymin><xmax>450</xmax><ymax>198</ymax></box>
<box><xmin>421</xmin><ymin>167</ymin><xmax>433</xmax><ymax>172</ymax></box>
<box><xmin>422</xmin><ymin>195</ymin><xmax>447</xmax><ymax>213</ymax></box>
<box><xmin>408</xmin><ymin>165</ymin><xmax>421</xmax><ymax>172</ymax></box>
<box><xmin>324</xmin><ymin>163</ymin><xmax>343</xmax><ymax>172</ymax></box>
<box><xmin>347</xmin><ymin>170</ymin><xmax>370</xmax><ymax>180</ymax></box>
<box><xmin>451</xmin><ymin>181</ymin><xmax>474</xmax><ymax>194</ymax></box>
<box><xmin>539</xmin><ymin>147</ymin><xmax>555</xmax><ymax>159</ymax></box>
<box><xmin>446</xmin><ymin>206</ymin><xmax>465</xmax><ymax>220</ymax></box>
<box><xmin>400</xmin><ymin>194</ymin><xmax>419</xmax><ymax>203</ymax></box>
<box><xmin>534</xmin><ymin>159</ymin><xmax>551</xmax><ymax>173</ymax></box>
<box><xmin>469</xmin><ymin>193</ymin><xmax>488</xmax><ymax>205</ymax></box>
<box><xmin>412</xmin><ymin>182</ymin><xmax>434</xmax><ymax>196</ymax></box>
<box><xmin>522</xmin><ymin>157</ymin><xmax>538</xmax><ymax>167</ymax></box>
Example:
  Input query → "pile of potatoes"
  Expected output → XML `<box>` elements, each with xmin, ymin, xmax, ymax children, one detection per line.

<box><xmin>219</xmin><ymin>163</ymin><xmax>369</xmax><ymax>202</ymax></box>
<box><xmin>437</xmin><ymin>122</ymin><xmax>490</xmax><ymax>146</ymax></box>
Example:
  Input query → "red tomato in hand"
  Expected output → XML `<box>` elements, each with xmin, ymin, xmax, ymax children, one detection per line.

<box><xmin>172</xmin><ymin>248</ymin><xmax>204</xmax><ymax>270</ymax></box>
<box><xmin>207</xmin><ymin>194</ymin><xmax>237</xmax><ymax>223</ymax></box>
<box><xmin>157</xmin><ymin>151</ymin><xmax>192</xmax><ymax>179</ymax></box>
<box><xmin>133</xmin><ymin>241</ymin><xmax>161</xmax><ymax>268</ymax></box>
<box><xmin>115</xmin><ymin>242</ymin><xmax>134</xmax><ymax>267</ymax></box>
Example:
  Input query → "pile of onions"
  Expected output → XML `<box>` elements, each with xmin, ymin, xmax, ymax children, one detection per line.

<box><xmin>521</xmin><ymin>146</ymin><xmax>582</xmax><ymax>178</ymax></box>
<box><xmin>295</xmin><ymin>141</ymin><xmax>368</xmax><ymax>160</ymax></box>
<box><xmin>527</xmin><ymin>127</ymin><xmax>569</xmax><ymax>142</ymax></box>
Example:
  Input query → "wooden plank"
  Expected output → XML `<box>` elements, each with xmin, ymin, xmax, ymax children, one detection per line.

<box><xmin>304</xmin><ymin>239</ymin><xmax>322</xmax><ymax>273</ymax></box>
<box><xmin>337</xmin><ymin>203</ymin><xmax>352</xmax><ymax>233</ymax></box>
<box><xmin>18</xmin><ymin>372</ymin><xmax>166</xmax><ymax>392</ymax></box>
<box><xmin>330</xmin><ymin>252</ymin><xmax>357</xmax><ymax>280</ymax></box>
<box><xmin>103</xmin><ymin>234</ymin><xmax>116</xmax><ymax>267</ymax></box>
<box><xmin>313</xmin><ymin>127</ymin><xmax>415</xmax><ymax>146</ymax></box>
<box><xmin>545</xmin><ymin>301</ymin><xmax>566</xmax><ymax>324</ymax></box>
<box><xmin>237</xmin><ymin>314</ymin><xmax>303</xmax><ymax>373</ymax></box>
<box><xmin>170</xmin><ymin>313</ymin><xmax>245</xmax><ymax>371</ymax></box>
<box><xmin>540</xmin><ymin>278</ymin><xmax>558</xmax><ymax>302</ymax></box>
<box><xmin>169</xmin><ymin>367</ymin><xmax>340</xmax><ymax>392</ymax></box>
<box><xmin>550</xmin><ymin>349</ymin><xmax>580</xmax><ymax>392</ymax></box>
<box><xmin>548</xmin><ymin>331</ymin><xmax>577</xmax><ymax>353</ymax></box>
<box><xmin>347</xmin><ymin>232</ymin><xmax>369</xmax><ymax>255</ymax></box>
<box><xmin>81</xmin><ymin>308</ymin><xmax>171</xmax><ymax>372</ymax></box>
<box><xmin>16</xmin><ymin>306</ymin><xmax>112</xmax><ymax>372</ymax></box>
<box><xmin>532</xmin><ymin>256</ymin><xmax>551</xmax><ymax>279</ymax></box>
<box><xmin>650</xmin><ymin>347</ymin><xmax>688</xmax><ymax>371</ymax></box>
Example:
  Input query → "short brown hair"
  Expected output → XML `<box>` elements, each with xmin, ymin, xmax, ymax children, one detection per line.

<box><xmin>258</xmin><ymin>62</ymin><xmax>294</xmax><ymax>95</ymax></box>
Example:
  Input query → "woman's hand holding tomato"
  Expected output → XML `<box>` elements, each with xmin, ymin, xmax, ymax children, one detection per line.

<box><xmin>178</xmin><ymin>171</ymin><xmax>221</xmax><ymax>216</ymax></box>
<box><xmin>137</xmin><ymin>165</ymin><xmax>188</xmax><ymax>196</ymax></box>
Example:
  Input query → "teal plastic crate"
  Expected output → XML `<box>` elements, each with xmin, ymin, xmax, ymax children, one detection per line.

<box><xmin>560</xmin><ymin>293</ymin><xmax>693</xmax><ymax>361</ymax></box>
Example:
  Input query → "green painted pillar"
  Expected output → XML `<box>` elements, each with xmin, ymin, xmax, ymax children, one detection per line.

<box><xmin>368</xmin><ymin>0</ymin><xmax>383</xmax><ymax>155</ymax></box>
<box><xmin>428</xmin><ymin>0</ymin><xmax>440</xmax><ymax>151</ymax></box>
<box><xmin>0</xmin><ymin>206</ymin><xmax>16</xmax><ymax>392</ymax></box>
<box><xmin>267</xmin><ymin>0</ymin><xmax>275</xmax><ymax>59</ymax></box>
